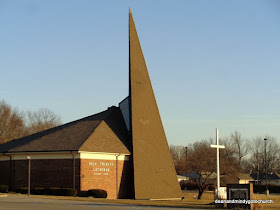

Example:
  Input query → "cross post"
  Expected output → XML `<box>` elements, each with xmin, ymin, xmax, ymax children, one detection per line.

<box><xmin>210</xmin><ymin>128</ymin><xmax>225</xmax><ymax>200</ymax></box>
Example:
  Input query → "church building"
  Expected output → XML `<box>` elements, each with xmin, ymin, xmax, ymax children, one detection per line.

<box><xmin>0</xmin><ymin>10</ymin><xmax>182</xmax><ymax>200</ymax></box>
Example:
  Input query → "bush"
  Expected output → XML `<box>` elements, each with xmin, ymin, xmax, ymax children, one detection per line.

<box><xmin>15</xmin><ymin>187</ymin><xmax>28</xmax><ymax>194</ymax></box>
<box><xmin>46</xmin><ymin>187</ymin><xmax>61</xmax><ymax>195</ymax></box>
<box><xmin>78</xmin><ymin>191</ymin><xmax>89</xmax><ymax>197</ymax></box>
<box><xmin>45</xmin><ymin>187</ymin><xmax>77</xmax><ymax>196</ymax></box>
<box><xmin>180</xmin><ymin>181</ymin><xmax>198</xmax><ymax>190</ymax></box>
<box><xmin>88</xmin><ymin>189</ymin><xmax>107</xmax><ymax>198</ymax></box>
<box><xmin>207</xmin><ymin>184</ymin><xmax>215</xmax><ymax>191</ymax></box>
<box><xmin>253</xmin><ymin>185</ymin><xmax>265</xmax><ymax>193</ymax></box>
<box><xmin>31</xmin><ymin>187</ymin><xmax>45</xmax><ymax>195</ymax></box>
<box><xmin>253</xmin><ymin>184</ymin><xmax>280</xmax><ymax>193</ymax></box>
<box><xmin>58</xmin><ymin>188</ymin><xmax>77</xmax><ymax>196</ymax></box>
<box><xmin>268</xmin><ymin>184</ymin><xmax>280</xmax><ymax>193</ymax></box>
<box><xmin>0</xmin><ymin>185</ymin><xmax>9</xmax><ymax>193</ymax></box>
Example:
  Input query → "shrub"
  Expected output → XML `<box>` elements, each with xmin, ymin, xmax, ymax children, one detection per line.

<box><xmin>253</xmin><ymin>185</ymin><xmax>266</xmax><ymax>193</ymax></box>
<box><xmin>207</xmin><ymin>184</ymin><xmax>215</xmax><ymax>191</ymax></box>
<box><xmin>180</xmin><ymin>181</ymin><xmax>198</xmax><ymax>190</ymax></box>
<box><xmin>268</xmin><ymin>184</ymin><xmax>280</xmax><ymax>193</ymax></box>
<box><xmin>78</xmin><ymin>191</ymin><xmax>89</xmax><ymax>197</ymax></box>
<box><xmin>88</xmin><ymin>189</ymin><xmax>107</xmax><ymax>198</ymax></box>
<box><xmin>58</xmin><ymin>188</ymin><xmax>77</xmax><ymax>196</ymax></box>
<box><xmin>0</xmin><ymin>185</ymin><xmax>9</xmax><ymax>193</ymax></box>
<box><xmin>31</xmin><ymin>187</ymin><xmax>45</xmax><ymax>195</ymax></box>
<box><xmin>45</xmin><ymin>187</ymin><xmax>77</xmax><ymax>196</ymax></box>
<box><xmin>253</xmin><ymin>184</ymin><xmax>280</xmax><ymax>193</ymax></box>
<box><xmin>46</xmin><ymin>187</ymin><xmax>61</xmax><ymax>195</ymax></box>
<box><xmin>15</xmin><ymin>187</ymin><xmax>28</xmax><ymax>194</ymax></box>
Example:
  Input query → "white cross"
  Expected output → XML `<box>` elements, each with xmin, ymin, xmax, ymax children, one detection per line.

<box><xmin>210</xmin><ymin>128</ymin><xmax>225</xmax><ymax>199</ymax></box>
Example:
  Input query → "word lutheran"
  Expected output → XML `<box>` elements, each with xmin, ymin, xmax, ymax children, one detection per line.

<box><xmin>89</xmin><ymin>162</ymin><xmax>114</xmax><ymax>175</ymax></box>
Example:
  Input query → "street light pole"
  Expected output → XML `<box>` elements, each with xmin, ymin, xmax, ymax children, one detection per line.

<box><xmin>257</xmin><ymin>151</ymin><xmax>259</xmax><ymax>193</ymax></box>
<box><xmin>264</xmin><ymin>138</ymin><xmax>269</xmax><ymax>196</ymax></box>
<box><xmin>185</xmin><ymin>147</ymin><xmax>187</xmax><ymax>178</ymax></box>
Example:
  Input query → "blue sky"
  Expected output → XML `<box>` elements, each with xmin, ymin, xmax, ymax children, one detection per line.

<box><xmin>1</xmin><ymin>0</ymin><xmax>280</xmax><ymax>145</ymax></box>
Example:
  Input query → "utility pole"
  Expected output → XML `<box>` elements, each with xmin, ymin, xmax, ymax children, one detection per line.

<box><xmin>210</xmin><ymin>129</ymin><xmax>225</xmax><ymax>199</ymax></box>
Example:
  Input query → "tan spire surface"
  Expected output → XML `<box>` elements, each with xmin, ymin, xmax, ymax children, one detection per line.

<box><xmin>129</xmin><ymin>10</ymin><xmax>182</xmax><ymax>200</ymax></box>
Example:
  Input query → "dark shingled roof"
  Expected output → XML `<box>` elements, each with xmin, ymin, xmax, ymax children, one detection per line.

<box><xmin>250</xmin><ymin>173</ymin><xmax>280</xmax><ymax>181</ymax></box>
<box><xmin>0</xmin><ymin>106</ymin><xmax>131</xmax><ymax>154</ymax></box>
<box><xmin>238</xmin><ymin>173</ymin><xmax>254</xmax><ymax>181</ymax></box>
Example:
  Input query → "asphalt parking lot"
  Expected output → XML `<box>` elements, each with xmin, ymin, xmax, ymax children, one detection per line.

<box><xmin>0</xmin><ymin>194</ymin><xmax>189</xmax><ymax>210</ymax></box>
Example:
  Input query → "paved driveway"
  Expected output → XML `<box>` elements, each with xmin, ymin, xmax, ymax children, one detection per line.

<box><xmin>0</xmin><ymin>195</ymin><xmax>192</xmax><ymax>210</ymax></box>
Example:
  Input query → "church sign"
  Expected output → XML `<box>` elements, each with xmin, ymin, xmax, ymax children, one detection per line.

<box><xmin>89</xmin><ymin>162</ymin><xmax>114</xmax><ymax>176</ymax></box>
<box><xmin>226</xmin><ymin>183</ymin><xmax>253</xmax><ymax>209</ymax></box>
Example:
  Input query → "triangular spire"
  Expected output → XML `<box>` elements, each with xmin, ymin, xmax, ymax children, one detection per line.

<box><xmin>129</xmin><ymin>10</ymin><xmax>182</xmax><ymax>200</ymax></box>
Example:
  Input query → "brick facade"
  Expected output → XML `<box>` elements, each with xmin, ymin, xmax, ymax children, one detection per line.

<box><xmin>80</xmin><ymin>158</ymin><xmax>133</xmax><ymax>199</ymax></box>
<box><xmin>13</xmin><ymin>159</ymin><xmax>80</xmax><ymax>189</ymax></box>
<box><xmin>0</xmin><ymin>154</ymin><xmax>133</xmax><ymax>199</ymax></box>
<box><xmin>0</xmin><ymin>159</ymin><xmax>79</xmax><ymax>190</ymax></box>
<box><xmin>0</xmin><ymin>160</ymin><xmax>10</xmax><ymax>187</ymax></box>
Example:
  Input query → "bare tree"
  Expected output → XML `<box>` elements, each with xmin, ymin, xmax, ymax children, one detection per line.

<box><xmin>188</xmin><ymin>139</ymin><xmax>216</xmax><ymax>199</ymax></box>
<box><xmin>265</xmin><ymin>136</ymin><xmax>280</xmax><ymax>173</ymax></box>
<box><xmin>185</xmin><ymin>138</ymin><xmax>240</xmax><ymax>199</ymax></box>
<box><xmin>219</xmin><ymin>137</ymin><xmax>240</xmax><ymax>184</ymax></box>
<box><xmin>246</xmin><ymin>136</ymin><xmax>280</xmax><ymax>173</ymax></box>
<box><xmin>0</xmin><ymin>101</ymin><xmax>62</xmax><ymax>143</ymax></box>
<box><xmin>0</xmin><ymin>100</ymin><xmax>26</xmax><ymax>144</ymax></box>
<box><xmin>170</xmin><ymin>145</ymin><xmax>186</xmax><ymax>175</ymax></box>
<box><xmin>26</xmin><ymin>108</ymin><xmax>62</xmax><ymax>134</ymax></box>
<box><xmin>248</xmin><ymin>137</ymin><xmax>264</xmax><ymax>174</ymax></box>
<box><xmin>230</xmin><ymin>131</ymin><xmax>249</xmax><ymax>171</ymax></box>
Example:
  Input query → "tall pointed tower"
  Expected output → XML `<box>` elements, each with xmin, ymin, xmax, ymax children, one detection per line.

<box><xmin>129</xmin><ymin>9</ymin><xmax>182</xmax><ymax>200</ymax></box>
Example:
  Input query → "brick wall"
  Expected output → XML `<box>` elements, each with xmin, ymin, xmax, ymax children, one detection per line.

<box><xmin>0</xmin><ymin>157</ymin><xmax>134</xmax><ymax>199</ymax></box>
<box><xmin>0</xmin><ymin>159</ymin><xmax>80</xmax><ymax>191</ymax></box>
<box><xmin>0</xmin><ymin>160</ymin><xmax>10</xmax><ymax>186</ymax></box>
<box><xmin>80</xmin><ymin>158</ymin><xmax>134</xmax><ymax>199</ymax></box>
